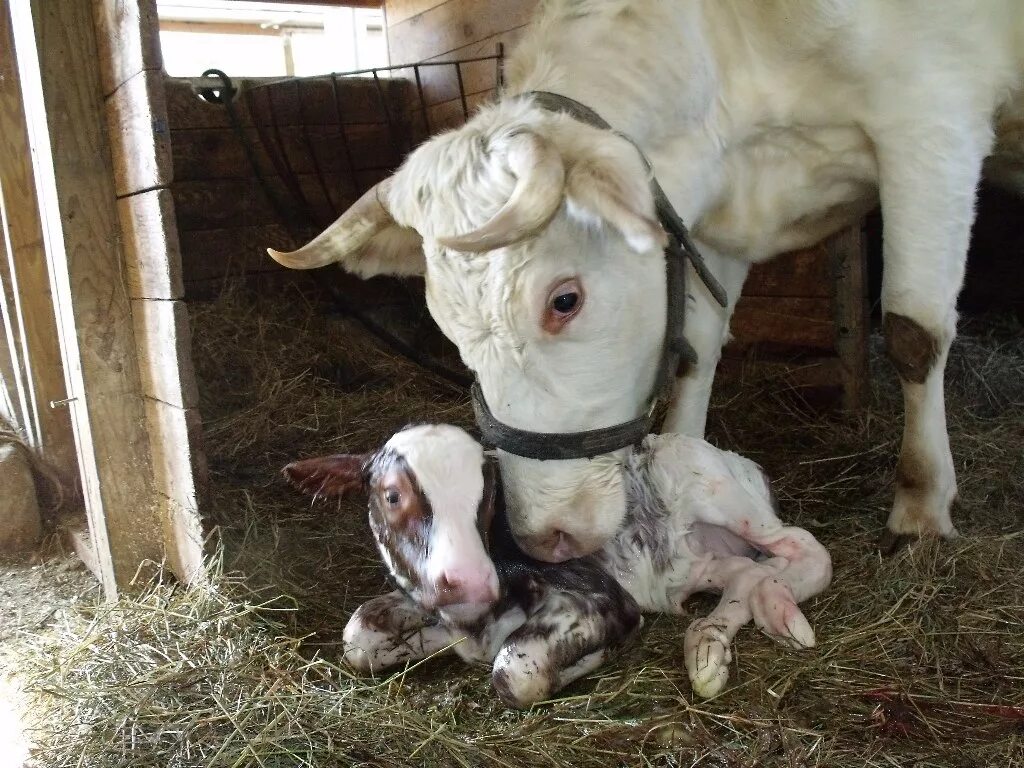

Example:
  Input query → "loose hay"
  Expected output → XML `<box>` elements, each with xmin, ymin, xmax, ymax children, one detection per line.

<box><xmin>4</xmin><ymin>282</ymin><xmax>1023</xmax><ymax>767</ymax></box>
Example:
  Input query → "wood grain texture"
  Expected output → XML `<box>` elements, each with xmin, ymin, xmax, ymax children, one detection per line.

<box><xmin>131</xmin><ymin>299</ymin><xmax>199</xmax><ymax>409</ymax></box>
<box><xmin>386</xmin><ymin>0</ymin><xmax>536</xmax><ymax>63</ymax></box>
<box><xmin>385</xmin><ymin>0</ymin><xmax>443</xmax><ymax>28</ymax></box>
<box><xmin>11</xmin><ymin>0</ymin><xmax>198</xmax><ymax>595</ymax></box>
<box><xmin>106</xmin><ymin>69</ymin><xmax>172</xmax><ymax>197</ymax></box>
<box><xmin>728</xmin><ymin>296</ymin><xmax>835</xmax><ymax>354</ymax></box>
<box><xmin>0</xmin><ymin>2</ymin><xmax>77</xmax><ymax>479</ymax></box>
<box><xmin>93</xmin><ymin>0</ymin><xmax>161</xmax><ymax>96</ymax></box>
<box><xmin>744</xmin><ymin>247</ymin><xmax>831</xmax><ymax>298</ymax></box>
<box><xmin>825</xmin><ymin>225</ymin><xmax>869</xmax><ymax>410</ymax></box>
<box><xmin>117</xmin><ymin>189</ymin><xmax>184</xmax><ymax>299</ymax></box>
<box><xmin>164</xmin><ymin>76</ymin><xmax>411</xmax><ymax>130</ymax></box>
<box><xmin>145</xmin><ymin>397</ymin><xmax>206</xmax><ymax>584</ymax></box>
<box><xmin>170</xmin><ymin>123</ymin><xmax>400</xmax><ymax>181</ymax></box>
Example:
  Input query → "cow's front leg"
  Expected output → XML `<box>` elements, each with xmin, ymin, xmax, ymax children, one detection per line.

<box><xmin>343</xmin><ymin>590</ymin><xmax>455</xmax><ymax>674</ymax></box>
<box><xmin>872</xmin><ymin>117</ymin><xmax>991</xmax><ymax>543</ymax></box>
<box><xmin>490</xmin><ymin>590</ymin><xmax>642</xmax><ymax>708</ymax></box>
<box><xmin>662</xmin><ymin>244</ymin><xmax>750</xmax><ymax>438</ymax></box>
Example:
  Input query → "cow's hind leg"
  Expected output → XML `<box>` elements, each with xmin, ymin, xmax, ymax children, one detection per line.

<box><xmin>491</xmin><ymin>591</ymin><xmax>642</xmax><ymax>708</ymax></box>
<box><xmin>343</xmin><ymin>590</ymin><xmax>455</xmax><ymax>674</ymax></box>
<box><xmin>872</xmin><ymin>114</ymin><xmax>993</xmax><ymax>544</ymax></box>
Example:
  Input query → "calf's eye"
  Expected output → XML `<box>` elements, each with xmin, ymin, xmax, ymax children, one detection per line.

<box><xmin>552</xmin><ymin>291</ymin><xmax>579</xmax><ymax>314</ymax></box>
<box><xmin>384</xmin><ymin>488</ymin><xmax>401</xmax><ymax>507</ymax></box>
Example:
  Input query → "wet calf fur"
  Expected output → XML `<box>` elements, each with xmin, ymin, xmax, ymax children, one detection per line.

<box><xmin>285</xmin><ymin>425</ymin><xmax>832</xmax><ymax>704</ymax></box>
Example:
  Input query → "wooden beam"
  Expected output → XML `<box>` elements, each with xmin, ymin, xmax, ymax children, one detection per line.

<box><xmin>827</xmin><ymin>224</ymin><xmax>870</xmax><ymax>410</ymax></box>
<box><xmin>9</xmin><ymin>0</ymin><xmax>166</xmax><ymax>598</ymax></box>
<box><xmin>0</xmin><ymin>3</ymin><xmax>77</xmax><ymax>483</ymax></box>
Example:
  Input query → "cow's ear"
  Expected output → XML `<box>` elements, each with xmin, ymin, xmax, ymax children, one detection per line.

<box><xmin>283</xmin><ymin>454</ymin><xmax>370</xmax><ymax>498</ymax></box>
<box><xmin>343</xmin><ymin>225</ymin><xmax>425</xmax><ymax>279</ymax></box>
<box><xmin>565</xmin><ymin>150</ymin><xmax>667</xmax><ymax>254</ymax></box>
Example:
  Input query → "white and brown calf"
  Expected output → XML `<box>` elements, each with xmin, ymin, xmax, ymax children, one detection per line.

<box><xmin>285</xmin><ymin>425</ymin><xmax>832</xmax><ymax>705</ymax></box>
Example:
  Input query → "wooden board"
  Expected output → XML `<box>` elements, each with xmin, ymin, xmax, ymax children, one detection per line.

<box><xmin>0</xmin><ymin>2</ymin><xmax>77</xmax><ymax>482</ymax></box>
<box><xmin>117</xmin><ymin>189</ymin><xmax>185</xmax><ymax>299</ymax></box>
<box><xmin>106</xmin><ymin>69</ymin><xmax>172</xmax><ymax>197</ymax></box>
<box><xmin>385</xmin><ymin>0</ymin><xmax>442</xmax><ymax>28</ymax></box>
<box><xmin>10</xmin><ymin>0</ymin><xmax>188</xmax><ymax>597</ymax></box>
<box><xmin>93</xmin><ymin>0</ymin><xmax>160</xmax><ymax>96</ymax></box>
<box><xmin>744</xmin><ymin>247</ymin><xmax>831</xmax><ymax>298</ymax></box>
<box><xmin>386</xmin><ymin>0</ymin><xmax>536</xmax><ymax>64</ymax></box>
<box><xmin>825</xmin><ymin>225</ymin><xmax>868</xmax><ymax>410</ymax></box>
<box><xmin>170</xmin><ymin>123</ymin><xmax>401</xmax><ymax>181</ymax></box>
<box><xmin>728</xmin><ymin>296</ymin><xmax>835</xmax><ymax>355</ymax></box>
<box><xmin>171</xmin><ymin>172</ymin><xmax>388</xmax><ymax>232</ymax></box>
<box><xmin>132</xmin><ymin>299</ymin><xmax>199</xmax><ymax>409</ymax></box>
<box><xmin>164</xmin><ymin>76</ymin><xmax>412</xmax><ymax>130</ymax></box>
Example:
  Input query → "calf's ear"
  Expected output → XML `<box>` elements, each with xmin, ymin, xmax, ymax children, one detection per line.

<box><xmin>283</xmin><ymin>454</ymin><xmax>370</xmax><ymax>498</ymax></box>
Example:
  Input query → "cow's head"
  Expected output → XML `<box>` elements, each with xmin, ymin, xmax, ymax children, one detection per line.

<box><xmin>284</xmin><ymin>425</ymin><xmax>500</xmax><ymax>622</ymax></box>
<box><xmin>271</xmin><ymin>99</ymin><xmax>668</xmax><ymax>562</ymax></box>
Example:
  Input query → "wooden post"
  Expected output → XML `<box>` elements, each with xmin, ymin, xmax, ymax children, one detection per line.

<box><xmin>0</xmin><ymin>4</ymin><xmax>77</xmax><ymax>481</ymax></box>
<box><xmin>827</xmin><ymin>224</ymin><xmax>870</xmax><ymax>411</ymax></box>
<box><xmin>8</xmin><ymin>0</ymin><xmax>168</xmax><ymax>598</ymax></box>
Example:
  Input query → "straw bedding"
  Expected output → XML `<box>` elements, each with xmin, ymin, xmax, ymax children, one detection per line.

<box><xmin>1</xmin><ymin>281</ymin><xmax>1021</xmax><ymax>767</ymax></box>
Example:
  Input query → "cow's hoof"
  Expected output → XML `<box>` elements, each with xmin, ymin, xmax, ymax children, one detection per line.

<box><xmin>878</xmin><ymin>529</ymin><xmax>915</xmax><ymax>557</ymax></box>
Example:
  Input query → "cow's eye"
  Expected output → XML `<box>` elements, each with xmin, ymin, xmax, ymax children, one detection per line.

<box><xmin>384</xmin><ymin>487</ymin><xmax>401</xmax><ymax>507</ymax></box>
<box><xmin>544</xmin><ymin>277</ymin><xmax>584</xmax><ymax>333</ymax></box>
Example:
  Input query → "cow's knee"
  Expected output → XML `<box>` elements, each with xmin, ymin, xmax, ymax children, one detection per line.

<box><xmin>883</xmin><ymin>313</ymin><xmax>942</xmax><ymax>384</ymax></box>
<box><xmin>491</xmin><ymin>645</ymin><xmax>555</xmax><ymax>709</ymax></box>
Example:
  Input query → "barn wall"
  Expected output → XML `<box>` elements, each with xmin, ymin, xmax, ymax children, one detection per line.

<box><xmin>164</xmin><ymin>75</ymin><xmax>412</xmax><ymax>295</ymax></box>
<box><xmin>385</xmin><ymin>0</ymin><xmax>535</xmax><ymax>132</ymax></box>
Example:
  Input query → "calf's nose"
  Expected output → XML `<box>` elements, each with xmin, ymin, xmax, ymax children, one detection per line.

<box><xmin>434</xmin><ymin>568</ymin><xmax>499</xmax><ymax>606</ymax></box>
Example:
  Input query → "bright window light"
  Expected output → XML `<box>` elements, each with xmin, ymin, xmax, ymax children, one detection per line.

<box><xmin>156</xmin><ymin>1</ymin><xmax>388</xmax><ymax>78</ymax></box>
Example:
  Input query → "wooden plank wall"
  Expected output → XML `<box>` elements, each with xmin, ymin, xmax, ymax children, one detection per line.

<box><xmin>90</xmin><ymin>0</ymin><xmax>206</xmax><ymax>586</ymax></box>
<box><xmin>0</xmin><ymin>4</ymin><xmax>78</xmax><ymax>482</ymax></box>
<box><xmin>385</xmin><ymin>0</ymin><xmax>535</xmax><ymax>133</ymax></box>
<box><xmin>164</xmin><ymin>76</ymin><xmax>410</xmax><ymax>293</ymax></box>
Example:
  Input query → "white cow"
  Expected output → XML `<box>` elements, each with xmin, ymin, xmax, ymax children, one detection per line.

<box><xmin>271</xmin><ymin>0</ymin><xmax>1024</xmax><ymax>561</ymax></box>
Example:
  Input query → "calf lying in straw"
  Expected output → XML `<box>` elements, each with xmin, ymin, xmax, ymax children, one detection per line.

<box><xmin>285</xmin><ymin>424</ymin><xmax>831</xmax><ymax>706</ymax></box>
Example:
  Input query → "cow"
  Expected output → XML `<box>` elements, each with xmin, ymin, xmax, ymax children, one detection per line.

<box><xmin>269</xmin><ymin>0</ymin><xmax>1024</xmax><ymax>562</ymax></box>
<box><xmin>284</xmin><ymin>424</ymin><xmax>831</xmax><ymax>703</ymax></box>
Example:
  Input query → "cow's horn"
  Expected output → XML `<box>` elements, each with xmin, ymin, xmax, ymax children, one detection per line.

<box><xmin>438</xmin><ymin>132</ymin><xmax>565</xmax><ymax>253</ymax></box>
<box><xmin>267</xmin><ymin>179</ymin><xmax>394</xmax><ymax>269</ymax></box>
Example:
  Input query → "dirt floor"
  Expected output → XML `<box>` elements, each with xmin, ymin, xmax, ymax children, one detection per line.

<box><xmin>1</xmin><ymin>283</ymin><xmax>1021</xmax><ymax>767</ymax></box>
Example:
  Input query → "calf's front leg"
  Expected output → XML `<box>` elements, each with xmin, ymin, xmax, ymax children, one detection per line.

<box><xmin>343</xmin><ymin>589</ymin><xmax>456</xmax><ymax>674</ymax></box>
<box><xmin>490</xmin><ymin>589</ymin><xmax>642</xmax><ymax>708</ymax></box>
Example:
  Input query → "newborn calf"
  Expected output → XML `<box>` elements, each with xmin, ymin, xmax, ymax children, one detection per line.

<box><xmin>285</xmin><ymin>425</ymin><xmax>642</xmax><ymax>708</ymax></box>
<box><xmin>286</xmin><ymin>425</ymin><xmax>832</xmax><ymax>704</ymax></box>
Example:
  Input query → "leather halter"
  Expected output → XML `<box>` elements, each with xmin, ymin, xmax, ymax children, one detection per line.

<box><xmin>471</xmin><ymin>92</ymin><xmax>727</xmax><ymax>461</ymax></box>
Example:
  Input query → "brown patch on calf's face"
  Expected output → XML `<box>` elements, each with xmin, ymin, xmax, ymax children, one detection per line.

<box><xmin>366</xmin><ymin>451</ymin><xmax>434</xmax><ymax>595</ymax></box>
<box><xmin>884</xmin><ymin>313</ymin><xmax>939</xmax><ymax>384</ymax></box>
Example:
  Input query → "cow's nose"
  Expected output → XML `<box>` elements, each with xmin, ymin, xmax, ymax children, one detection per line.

<box><xmin>517</xmin><ymin>529</ymin><xmax>580</xmax><ymax>563</ymax></box>
<box><xmin>435</xmin><ymin>569</ymin><xmax>499</xmax><ymax>606</ymax></box>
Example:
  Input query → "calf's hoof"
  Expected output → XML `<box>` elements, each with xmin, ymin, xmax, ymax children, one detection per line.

<box><xmin>749</xmin><ymin>579</ymin><xmax>816</xmax><ymax>650</ymax></box>
<box><xmin>684</xmin><ymin>619</ymin><xmax>732</xmax><ymax>699</ymax></box>
<box><xmin>491</xmin><ymin>647</ymin><xmax>554</xmax><ymax>709</ymax></box>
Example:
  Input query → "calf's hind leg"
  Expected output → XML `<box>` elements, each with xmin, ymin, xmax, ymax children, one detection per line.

<box><xmin>343</xmin><ymin>590</ymin><xmax>456</xmax><ymax>674</ymax></box>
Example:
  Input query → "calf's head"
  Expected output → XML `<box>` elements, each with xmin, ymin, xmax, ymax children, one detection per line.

<box><xmin>270</xmin><ymin>99</ymin><xmax>668</xmax><ymax>562</ymax></box>
<box><xmin>285</xmin><ymin>425</ymin><xmax>499</xmax><ymax>621</ymax></box>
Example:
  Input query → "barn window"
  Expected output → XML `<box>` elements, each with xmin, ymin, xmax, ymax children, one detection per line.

<box><xmin>156</xmin><ymin>1</ymin><xmax>387</xmax><ymax>77</ymax></box>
